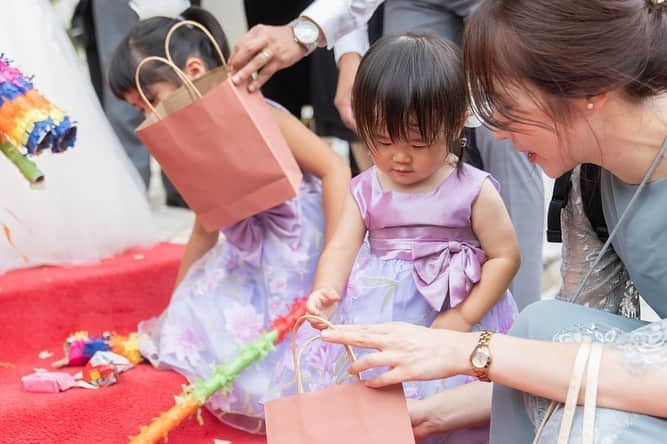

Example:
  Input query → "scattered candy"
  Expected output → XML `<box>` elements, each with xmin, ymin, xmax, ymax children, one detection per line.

<box><xmin>21</xmin><ymin>372</ymin><xmax>76</xmax><ymax>393</ymax></box>
<box><xmin>23</xmin><ymin>351</ymin><xmax>135</xmax><ymax>393</ymax></box>
<box><xmin>51</xmin><ymin>331</ymin><xmax>143</xmax><ymax>368</ymax></box>
<box><xmin>38</xmin><ymin>350</ymin><xmax>53</xmax><ymax>359</ymax></box>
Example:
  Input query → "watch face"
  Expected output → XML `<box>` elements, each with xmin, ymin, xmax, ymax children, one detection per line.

<box><xmin>295</xmin><ymin>21</ymin><xmax>319</xmax><ymax>45</ymax></box>
<box><xmin>472</xmin><ymin>347</ymin><xmax>490</xmax><ymax>368</ymax></box>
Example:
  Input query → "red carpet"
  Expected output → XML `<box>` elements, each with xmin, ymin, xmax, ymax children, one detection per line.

<box><xmin>0</xmin><ymin>243</ymin><xmax>266</xmax><ymax>444</ymax></box>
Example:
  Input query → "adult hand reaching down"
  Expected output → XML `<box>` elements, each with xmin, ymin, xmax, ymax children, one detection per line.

<box><xmin>230</xmin><ymin>18</ymin><xmax>323</xmax><ymax>92</ymax></box>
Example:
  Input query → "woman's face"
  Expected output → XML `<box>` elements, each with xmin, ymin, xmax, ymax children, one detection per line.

<box><xmin>491</xmin><ymin>86</ymin><xmax>583</xmax><ymax>178</ymax></box>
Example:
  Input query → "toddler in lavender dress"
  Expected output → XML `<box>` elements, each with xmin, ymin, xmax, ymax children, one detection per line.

<box><xmin>268</xmin><ymin>34</ymin><xmax>519</xmax><ymax>443</ymax></box>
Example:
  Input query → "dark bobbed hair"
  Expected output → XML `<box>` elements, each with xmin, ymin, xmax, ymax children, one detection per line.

<box><xmin>109</xmin><ymin>6</ymin><xmax>230</xmax><ymax>100</ymax></box>
<box><xmin>463</xmin><ymin>0</ymin><xmax>667</xmax><ymax>131</ymax></box>
<box><xmin>353</xmin><ymin>34</ymin><xmax>468</xmax><ymax>166</ymax></box>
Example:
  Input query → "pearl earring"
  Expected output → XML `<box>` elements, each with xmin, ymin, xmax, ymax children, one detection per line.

<box><xmin>586</xmin><ymin>102</ymin><xmax>594</xmax><ymax>111</ymax></box>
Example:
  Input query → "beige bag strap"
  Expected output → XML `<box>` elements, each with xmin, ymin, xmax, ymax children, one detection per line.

<box><xmin>582</xmin><ymin>344</ymin><xmax>603</xmax><ymax>443</ymax></box>
<box><xmin>557</xmin><ymin>340</ymin><xmax>592</xmax><ymax>443</ymax></box>
<box><xmin>134</xmin><ymin>56</ymin><xmax>202</xmax><ymax>119</ymax></box>
<box><xmin>533</xmin><ymin>401</ymin><xmax>561</xmax><ymax>443</ymax></box>
<box><xmin>291</xmin><ymin>315</ymin><xmax>361</xmax><ymax>394</ymax></box>
<box><xmin>534</xmin><ymin>340</ymin><xmax>597</xmax><ymax>444</ymax></box>
<box><xmin>164</xmin><ymin>20</ymin><xmax>227</xmax><ymax>67</ymax></box>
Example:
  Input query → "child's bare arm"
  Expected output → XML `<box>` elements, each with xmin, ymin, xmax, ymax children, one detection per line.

<box><xmin>307</xmin><ymin>193</ymin><xmax>367</xmax><ymax>326</ymax></box>
<box><xmin>432</xmin><ymin>179</ymin><xmax>520</xmax><ymax>331</ymax></box>
<box><xmin>174</xmin><ymin>217</ymin><xmax>219</xmax><ymax>287</ymax></box>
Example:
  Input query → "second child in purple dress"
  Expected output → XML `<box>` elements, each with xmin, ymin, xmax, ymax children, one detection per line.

<box><xmin>108</xmin><ymin>7</ymin><xmax>349</xmax><ymax>435</ymax></box>
<box><xmin>274</xmin><ymin>34</ymin><xmax>520</xmax><ymax>443</ymax></box>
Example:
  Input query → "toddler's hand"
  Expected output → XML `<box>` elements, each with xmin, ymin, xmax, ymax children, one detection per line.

<box><xmin>306</xmin><ymin>287</ymin><xmax>341</xmax><ymax>329</ymax></box>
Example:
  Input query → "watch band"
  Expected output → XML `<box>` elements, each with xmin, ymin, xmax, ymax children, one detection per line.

<box><xmin>288</xmin><ymin>19</ymin><xmax>318</xmax><ymax>56</ymax></box>
<box><xmin>472</xmin><ymin>330</ymin><xmax>494</xmax><ymax>382</ymax></box>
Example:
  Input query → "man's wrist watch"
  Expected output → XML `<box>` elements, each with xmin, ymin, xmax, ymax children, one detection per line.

<box><xmin>470</xmin><ymin>330</ymin><xmax>494</xmax><ymax>382</ymax></box>
<box><xmin>288</xmin><ymin>18</ymin><xmax>320</xmax><ymax>56</ymax></box>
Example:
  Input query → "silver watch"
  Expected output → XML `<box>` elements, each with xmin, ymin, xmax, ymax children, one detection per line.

<box><xmin>288</xmin><ymin>19</ymin><xmax>320</xmax><ymax>56</ymax></box>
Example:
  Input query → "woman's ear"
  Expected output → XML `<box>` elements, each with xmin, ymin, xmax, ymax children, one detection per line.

<box><xmin>182</xmin><ymin>57</ymin><xmax>208</xmax><ymax>79</ymax></box>
<box><xmin>577</xmin><ymin>92</ymin><xmax>611</xmax><ymax>113</ymax></box>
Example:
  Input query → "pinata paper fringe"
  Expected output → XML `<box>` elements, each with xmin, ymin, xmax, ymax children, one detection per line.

<box><xmin>0</xmin><ymin>55</ymin><xmax>77</xmax><ymax>154</ymax></box>
<box><xmin>0</xmin><ymin>54</ymin><xmax>77</xmax><ymax>183</ymax></box>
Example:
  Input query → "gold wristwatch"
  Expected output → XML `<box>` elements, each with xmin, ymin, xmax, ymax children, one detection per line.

<box><xmin>469</xmin><ymin>330</ymin><xmax>494</xmax><ymax>382</ymax></box>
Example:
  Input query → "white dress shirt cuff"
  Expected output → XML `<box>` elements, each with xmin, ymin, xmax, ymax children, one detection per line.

<box><xmin>301</xmin><ymin>1</ymin><xmax>349</xmax><ymax>49</ymax></box>
<box><xmin>333</xmin><ymin>26</ymin><xmax>369</xmax><ymax>64</ymax></box>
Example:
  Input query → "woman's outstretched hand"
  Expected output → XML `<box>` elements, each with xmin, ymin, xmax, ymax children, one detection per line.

<box><xmin>320</xmin><ymin>322</ymin><xmax>476</xmax><ymax>387</ymax></box>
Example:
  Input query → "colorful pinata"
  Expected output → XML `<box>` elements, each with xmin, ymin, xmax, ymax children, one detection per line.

<box><xmin>0</xmin><ymin>54</ymin><xmax>77</xmax><ymax>184</ymax></box>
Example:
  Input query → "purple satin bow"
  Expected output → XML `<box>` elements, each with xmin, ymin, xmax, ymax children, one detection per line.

<box><xmin>411</xmin><ymin>240</ymin><xmax>486</xmax><ymax>311</ymax></box>
<box><xmin>222</xmin><ymin>201</ymin><xmax>301</xmax><ymax>267</ymax></box>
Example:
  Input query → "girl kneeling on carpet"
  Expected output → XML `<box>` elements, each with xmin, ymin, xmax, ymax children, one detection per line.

<box><xmin>108</xmin><ymin>6</ymin><xmax>350</xmax><ymax>434</ymax></box>
<box><xmin>269</xmin><ymin>34</ymin><xmax>520</xmax><ymax>444</ymax></box>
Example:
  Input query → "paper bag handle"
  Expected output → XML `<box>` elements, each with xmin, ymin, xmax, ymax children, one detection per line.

<box><xmin>165</xmin><ymin>20</ymin><xmax>227</xmax><ymax>67</ymax></box>
<box><xmin>291</xmin><ymin>315</ymin><xmax>361</xmax><ymax>394</ymax></box>
<box><xmin>134</xmin><ymin>55</ymin><xmax>202</xmax><ymax>119</ymax></box>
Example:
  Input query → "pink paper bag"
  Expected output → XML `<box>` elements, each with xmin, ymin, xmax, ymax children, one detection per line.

<box><xmin>135</xmin><ymin>21</ymin><xmax>301</xmax><ymax>231</ymax></box>
<box><xmin>264</xmin><ymin>316</ymin><xmax>416</xmax><ymax>444</ymax></box>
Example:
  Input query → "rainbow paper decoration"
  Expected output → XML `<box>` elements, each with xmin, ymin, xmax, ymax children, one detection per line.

<box><xmin>0</xmin><ymin>54</ymin><xmax>77</xmax><ymax>183</ymax></box>
<box><xmin>51</xmin><ymin>331</ymin><xmax>143</xmax><ymax>368</ymax></box>
<box><xmin>129</xmin><ymin>297</ymin><xmax>308</xmax><ymax>444</ymax></box>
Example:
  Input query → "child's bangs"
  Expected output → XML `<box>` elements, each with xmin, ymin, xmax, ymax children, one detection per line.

<box><xmin>358</xmin><ymin>99</ymin><xmax>447</xmax><ymax>152</ymax></box>
<box><xmin>354</xmin><ymin>34</ymin><xmax>468</xmax><ymax>153</ymax></box>
<box><xmin>355</xmin><ymin>56</ymin><xmax>455</xmax><ymax>149</ymax></box>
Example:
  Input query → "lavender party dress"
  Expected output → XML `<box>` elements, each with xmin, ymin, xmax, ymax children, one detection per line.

<box><xmin>268</xmin><ymin>164</ymin><xmax>517</xmax><ymax>443</ymax></box>
<box><xmin>137</xmin><ymin>174</ymin><xmax>324</xmax><ymax>434</ymax></box>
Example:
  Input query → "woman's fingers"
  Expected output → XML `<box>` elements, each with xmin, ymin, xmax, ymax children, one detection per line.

<box><xmin>321</xmin><ymin>322</ymin><xmax>413</xmax><ymax>347</ymax></box>
<box><xmin>364</xmin><ymin>367</ymin><xmax>406</xmax><ymax>387</ymax></box>
<box><xmin>347</xmin><ymin>350</ymin><xmax>394</xmax><ymax>374</ymax></box>
<box><xmin>320</xmin><ymin>324</ymin><xmax>389</xmax><ymax>349</ymax></box>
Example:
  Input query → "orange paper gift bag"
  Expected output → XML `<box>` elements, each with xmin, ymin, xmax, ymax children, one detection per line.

<box><xmin>135</xmin><ymin>21</ymin><xmax>301</xmax><ymax>232</ymax></box>
<box><xmin>264</xmin><ymin>316</ymin><xmax>416</xmax><ymax>444</ymax></box>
